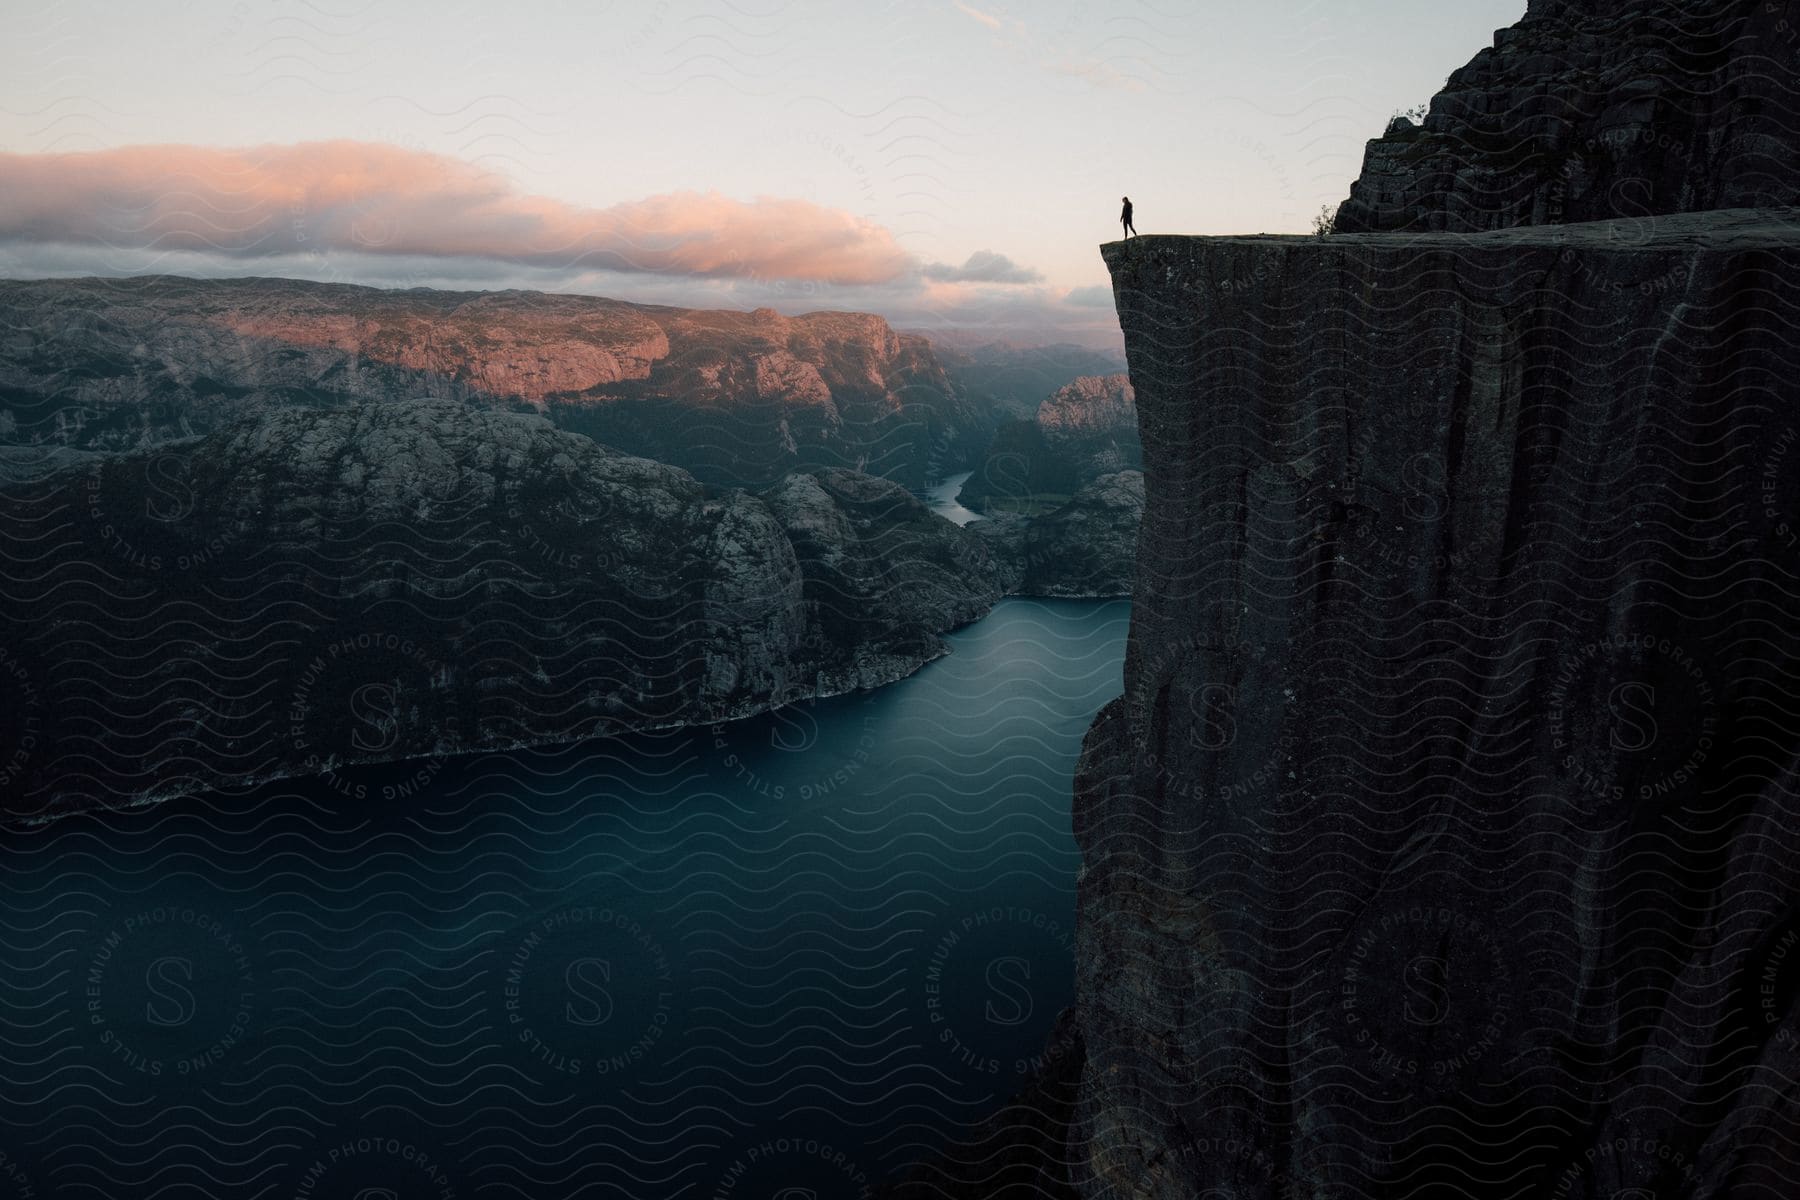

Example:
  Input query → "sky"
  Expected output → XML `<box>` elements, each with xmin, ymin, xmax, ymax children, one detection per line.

<box><xmin>0</xmin><ymin>0</ymin><xmax>1525</xmax><ymax>349</ymax></box>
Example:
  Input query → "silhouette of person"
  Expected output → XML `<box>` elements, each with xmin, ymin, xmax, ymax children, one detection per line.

<box><xmin>1120</xmin><ymin>196</ymin><xmax>1137</xmax><ymax>239</ymax></box>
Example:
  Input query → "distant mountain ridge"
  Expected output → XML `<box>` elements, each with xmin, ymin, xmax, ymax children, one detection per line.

<box><xmin>0</xmin><ymin>274</ymin><xmax>990</xmax><ymax>490</ymax></box>
<box><xmin>931</xmin><ymin>341</ymin><xmax>1127</xmax><ymax>423</ymax></box>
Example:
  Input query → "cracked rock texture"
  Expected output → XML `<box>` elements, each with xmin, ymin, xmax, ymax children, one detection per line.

<box><xmin>972</xmin><ymin>471</ymin><xmax>1143</xmax><ymax>599</ymax></box>
<box><xmin>0</xmin><ymin>398</ymin><xmax>1005</xmax><ymax>822</ymax></box>
<box><xmin>1076</xmin><ymin>210</ymin><xmax>1800</xmax><ymax>1198</ymax></box>
<box><xmin>1336</xmin><ymin>0</ymin><xmax>1800</xmax><ymax>233</ymax></box>
<box><xmin>960</xmin><ymin>375</ymin><xmax>1139</xmax><ymax>513</ymax></box>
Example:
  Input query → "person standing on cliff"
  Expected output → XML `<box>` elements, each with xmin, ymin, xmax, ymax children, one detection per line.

<box><xmin>1120</xmin><ymin>196</ymin><xmax>1137</xmax><ymax>239</ymax></box>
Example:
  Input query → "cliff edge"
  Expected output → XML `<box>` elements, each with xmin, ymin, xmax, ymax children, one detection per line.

<box><xmin>1078</xmin><ymin>209</ymin><xmax>1800</xmax><ymax>1197</ymax></box>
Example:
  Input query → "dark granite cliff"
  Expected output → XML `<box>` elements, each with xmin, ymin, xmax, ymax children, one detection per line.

<box><xmin>0</xmin><ymin>398</ymin><xmax>1005</xmax><ymax>822</ymax></box>
<box><xmin>1336</xmin><ymin>0</ymin><xmax>1800</xmax><ymax>233</ymax></box>
<box><xmin>1078</xmin><ymin>210</ymin><xmax>1800</xmax><ymax>1197</ymax></box>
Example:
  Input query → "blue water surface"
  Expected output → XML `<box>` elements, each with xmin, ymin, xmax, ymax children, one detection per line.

<box><xmin>0</xmin><ymin>597</ymin><xmax>1127</xmax><ymax>1199</ymax></box>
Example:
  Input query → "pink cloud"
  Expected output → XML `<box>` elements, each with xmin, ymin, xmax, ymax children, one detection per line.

<box><xmin>0</xmin><ymin>141</ymin><xmax>912</xmax><ymax>285</ymax></box>
<box><xmin>953</xmin><ymin>0</ymin><xmax>1004</xmax><ymax>30</ymax></box>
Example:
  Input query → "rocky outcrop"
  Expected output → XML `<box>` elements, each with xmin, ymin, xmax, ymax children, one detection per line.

<box><xmin>0</xmin><ymin>275</ymin><xmax>986</xmax><ymax>490</ymax></box>
<box><xmin>1035</xmin><ymin>375</ymin><xmax>1136</xmax><ymax>447</ymax></box>
<box><xmin>0</xmin><ymin>398</ymin><xmax>1005</xmax><ymax>822</ymax></box>
<box><xmin>1335</xmin><ymin>0</ymin><xmax>1800</xmax><ymax>233</ymax></box>
<box><xmin>935</xmin><ymin>342</ymin><xmax>1128</xmax><ymax>423</ymax></box>
<box><xmin>957</xmin><ymin>420</ymin><xmax>1078</xmax><ymax>513</ymax></box>
<box><xmin>973</xmin><ymin>471</ymin><xmax>1142</xmax><ymax>598</ymax></box>
<box><xmin>1077</xmin><ymin>210</ymin><xmax>1800</xmax><ymax>1198</ymax></box>
<box><xmin>959</xmin><ymin>375</ymin><xmax>1139</xmax><ymax>513</ymax></box>
<box><xmin>1038</xmin><ymin>375</ymin><xmax>1139</xmax><ymax>480</ymax></box>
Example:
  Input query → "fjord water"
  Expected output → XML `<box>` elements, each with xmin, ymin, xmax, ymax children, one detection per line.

<box><xmin>0</xmin><ymin>597</ymin><xmax>1126</xmax><ymax>1198</ymax></box>
<box><xmin>919</xmin><ymin>470</ymin><xmax>982</xmax><ymax>526</ymax></box>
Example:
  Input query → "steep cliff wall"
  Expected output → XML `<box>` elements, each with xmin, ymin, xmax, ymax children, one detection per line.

<box><xmin>1078</xmin><ymin>210</ymin><xmax>1800</xmax><ymax>1198</ymax></box>
<box><xmin>0</xmin><ymin>399</ymin><xmax>1005</xmax><ymax>822</ymax></box>
<box><xmin>1336</xmin><ymin>0</ymin><xmax>1800</xmax><ymax>233</ymax></box>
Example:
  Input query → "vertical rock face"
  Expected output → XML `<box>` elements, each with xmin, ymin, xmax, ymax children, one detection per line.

<box><xmin>0</xmin><ymin>399</ymin><xmax>1006</xmax><ymax>821</ymax></box>
<box><xmin>1335</xmin><ymin>0</ymin><xmax>1800</xmax><ymax>233</ymax></box>
<box><xmin>1079</xmin><ymin>213</ymin><xmax>1800</xmax><ymax>1198</ymax></box>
